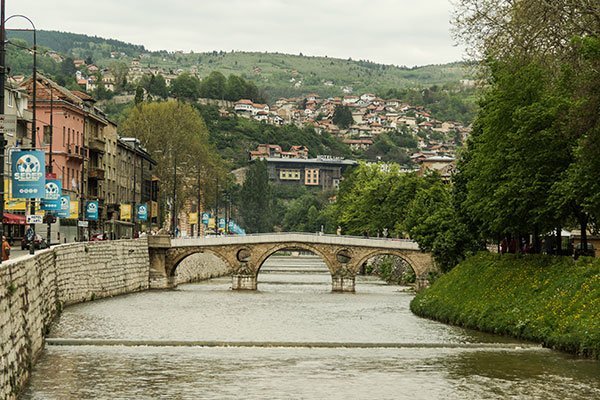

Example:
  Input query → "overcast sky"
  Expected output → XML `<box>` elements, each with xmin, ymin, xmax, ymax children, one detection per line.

<box><xmin>7</xmin><ymin>0</ymin><xmax>464</xmax><ymax>67</ymax></box>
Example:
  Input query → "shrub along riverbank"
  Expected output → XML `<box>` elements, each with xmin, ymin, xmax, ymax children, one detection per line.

<box><xmin>410</xmin><ymin>253</ymin><xmax>600</xmax><ymax>359</ymax></box>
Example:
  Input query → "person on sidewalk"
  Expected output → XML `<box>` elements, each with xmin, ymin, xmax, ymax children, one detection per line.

<box><xmin>2</xmin><ymin>235</ymin><xmax>11</xmax><ymax>261</ymax></box>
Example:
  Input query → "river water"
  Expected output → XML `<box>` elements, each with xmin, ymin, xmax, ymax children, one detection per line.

<box><xmin>22</xmin><ymin>255</ymin><xmax>599</xmax><ymax>399</ymax></box>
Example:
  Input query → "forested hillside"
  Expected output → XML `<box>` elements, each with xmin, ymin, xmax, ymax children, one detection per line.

<box><xmin>7</xmin><ymin>30</ymin><xmax>474</xmax><ymax>101</ymax></box>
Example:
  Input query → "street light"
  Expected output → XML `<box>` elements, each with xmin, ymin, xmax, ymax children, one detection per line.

<box><xmin>1</xmin><ymin>9</ymin><xmax>37</xmax><ymax>254</ymax></box>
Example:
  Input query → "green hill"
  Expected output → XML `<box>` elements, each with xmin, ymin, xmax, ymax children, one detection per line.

<box><xmin>8</xmin><ymin>30</ymin><xmax>474</xmax><ymax>100</ymax></box>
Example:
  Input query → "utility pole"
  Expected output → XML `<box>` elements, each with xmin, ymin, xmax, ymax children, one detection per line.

<box><xmin>28</xmin><ymin>20</ymin><xmax>37</xmax><ymax>254</ymax></box>
<box><xmin>46</xmin><ymin>85</ymin><xmax>53</xmax><ymax>246</ymax></box>
<box><xmin>0</xmin><ymin>0</ymin><xmax>5</xmax><ymax>263</ymax></box>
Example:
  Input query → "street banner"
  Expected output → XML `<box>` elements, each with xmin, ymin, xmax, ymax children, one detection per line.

<box><xmin>219</xmin><ymin>218</ymin><xmax>226</xmax><ymax>229</ymax></box>
<box><xmin>41</xmin><ymin>179</ymin><xmax>62</xmax><ymax>211</ymax></box>
<box><xmin>57</xmin><ymin>195</ymin><xmax>70</xmax><ymax>218</ymax></box>
<box><xmin>121</xmin><ymin>204</ymin><xmax>131</xmax><ymax>221</ymax></box>
<box><xmin>202</xmin><ymin>212</ymin><xmax>210</xmax><ymax>224</ymax></box>
<box><xmin>69</xmin><ymin>200</ymin><xmax>79</xmax><ymax>219</ymax></box>
<box><xmin>189</xmin><ymin>212</ymin><xmax>198</xmax><ymax>224</ymax></box>
<box><xmin>11</xmin><ymin>150</ymin><xmax>45</xmax><ymax>198</ymax></box>
<box><xmin>137</xmin><ymin>203</ymin><xmax>148</xmax><ymax>221</ymax></box>
<box><xmin>86</xmin><ymin>201</ymin><xmax>99</xmax><ymax>221</ymax></box>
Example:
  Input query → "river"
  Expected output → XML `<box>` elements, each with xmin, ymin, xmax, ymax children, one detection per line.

<box><xmin>22</xmin><ymin>255</ymin><xmax>600</xmax><ymax>399</ymax></box>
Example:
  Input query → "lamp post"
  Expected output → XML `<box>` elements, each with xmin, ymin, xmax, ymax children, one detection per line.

<box><xmin>0</xmin><ymin>0</ymin><xmax>6</xmax><ymax>263</ymax></box>
<box><xmin>171</xmin><ymin>154</ymin><xmax>177</xmax><ymax>237</ymax></box>
<box><xmin>4</xmin><ymin>12</ymin><xmax>36</xmax><ymax>254</ymax></box>
<box><xmin>45</xmin><ymin>85</ymin><xmax>53</xmax><ymax>246</ymax></box>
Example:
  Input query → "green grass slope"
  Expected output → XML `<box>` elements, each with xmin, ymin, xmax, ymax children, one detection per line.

<box><xmin>411</xmin><ymin>253</ymin><xmax>600</xmax><ymax>359</ymax></box>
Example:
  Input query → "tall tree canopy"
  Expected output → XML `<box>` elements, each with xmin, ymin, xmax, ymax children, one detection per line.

<box><xmin>120</xmin><ymin>102</ymin><xmax>227</xmax><ymax>224</ymax></box>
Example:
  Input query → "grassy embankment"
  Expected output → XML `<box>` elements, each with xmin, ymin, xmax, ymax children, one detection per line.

<box><xmin>410</xmin><ymin>253</ymin><xmax>600</xmax><ymax>359</ymax></box>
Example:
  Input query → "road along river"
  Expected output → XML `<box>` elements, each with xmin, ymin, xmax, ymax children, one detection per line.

<box><xmin>21</xmin><ymin>255</ymin><xmax>600</xmax><ymax>399</ymax></box>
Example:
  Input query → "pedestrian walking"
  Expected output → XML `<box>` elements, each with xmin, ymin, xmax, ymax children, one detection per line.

<box><xmin>2</xmin><ymin>236</ymin><xmax>11</xmax><ymax>261</ymax></box>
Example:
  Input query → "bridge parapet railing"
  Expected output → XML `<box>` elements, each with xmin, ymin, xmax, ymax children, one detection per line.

<box><xmin>170</xmin><ymin>232</ymin><xmax>420</xmax><ymax>250</ymax></box>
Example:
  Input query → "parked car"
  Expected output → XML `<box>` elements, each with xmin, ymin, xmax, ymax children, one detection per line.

<box><xmin>90</xmin><ymin>233</ymin><xmax>106</xmax><ymax>241</ymax></box>
<box><xmin>21</xmin><ymin>234</ymin><xmax>49</xmax><ymax>250</ymax></box>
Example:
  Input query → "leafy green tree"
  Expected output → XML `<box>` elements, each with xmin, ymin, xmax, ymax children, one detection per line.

<box><xmin>333</xmin><ymin>163</ymin><xmax>427</xmax><ymax>237</ymax></box>
<box><xmin>121</xmin><ymin>101</ymin><xmax>225</xmax><ymax>225</ymax></box>
<box><xmin>239</xmin><ymin>160</ymin><xmax>273</xmax><ymax>233</ymax></box>
<box><xmin>134</xmin><ymin>86</ymin><xmax>144</xmax><ymax>105</ymax></box>
<box><xmin>170</xmin><ymin>72</ymin><xmax>201</xmax><ymax>101</ymax></box>
<box><xmin>224</xmin><ymin>74</ymin><xmax>246</xmax><ymax>101</ymax></box>
<box><xmin>403</xmin><ymin>180</ymin><xmax>478</xmax><ymax>271</ymax></box>
<box><xmin>199</xmin><ymin>71</ymin><xmax>226</xmax><ymax>99</ymax></box>
<box><xmin>332</xmin><ymin>105</ymin><xmax>353</xmax><ymax>129</ymax></box>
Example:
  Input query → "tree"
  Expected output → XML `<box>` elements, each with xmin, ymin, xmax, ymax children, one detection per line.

<box><xmin>170</xmin><ymin>72</ymin><xmax>201</xmax><ymax>102</ymax></box>
<box><xmin>199</xmin><ymin>71</ymin><xmax>226</xmax><ymax>100</ymax></box>
<box><xmin>134</xmin><ymin>86</ymin><xmax>144</xmax><ymax>105</ymax></box>
<box><xmin>239</xmin><ymin>160</ymin><xmax>273</xmax><ymax>233</ymax></box>
<box><xmin>403</xmin><ymin>180</ymin><xmax>478</xmax><ymax>271</ymax></box>
<box><xmin>120</xmin><ymin>102</ymin><xmax>225</xmax><ymax>225</ymax></box>
<box><xmin>332</xmin><ymin>105</ymin><xmax>353</xmax><ymax>129</ymax></box>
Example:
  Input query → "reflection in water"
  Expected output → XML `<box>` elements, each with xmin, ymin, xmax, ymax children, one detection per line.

<box><xmin>22</xmin><ymin>255</ymin><xmax>600</xmax><ymax>399</ymax></box>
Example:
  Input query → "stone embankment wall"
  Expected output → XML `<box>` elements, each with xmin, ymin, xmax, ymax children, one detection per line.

<box><xmin>0</xmin><ymin>239</ymin><xmax>149</xmax><ymax>400</ymax></box>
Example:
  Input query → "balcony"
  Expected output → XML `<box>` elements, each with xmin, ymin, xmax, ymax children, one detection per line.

<box><xmin>88</xmin><ymin>167</ymin><xmax>105</xmax><ymax>180</ymax></box>
<box><xmin>88</xmin><ymin>137</ymin><xmax>106</xmax><ymax>153</ymax></box>
<box><xmin>66</xmin><ymin>143</ymin><xmax>86</xmax><ymax>159</ymax></box>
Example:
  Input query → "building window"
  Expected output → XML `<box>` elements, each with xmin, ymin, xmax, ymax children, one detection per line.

<box><xmin>305</xmin><ymin>168</ymin><xmax>320</xmax><ymax>186</ymax></box>
<box><xmin>7</xmin><ymin>94</ymin><xmax>13</xmax><ymax>108</ymax></box>
<box><xmin>279</xmin><ymin>169</ymin><xmax>300</xmax><ymax>180</ymax></box>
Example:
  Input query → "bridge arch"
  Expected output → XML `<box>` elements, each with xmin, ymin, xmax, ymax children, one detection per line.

<box><xmin>254</xmin><ymin>242</ymin><xmax>336</xmax><ymax>276</ymax></box>
<box><xmin>352</xmin><ymin>249</ymin><xmax>430</xmax><ymax>278</ymax></box>
<box><xmin>167</xmin><ymin>248</ymin><xmax>235</xmax><ymax>278</ymax></box>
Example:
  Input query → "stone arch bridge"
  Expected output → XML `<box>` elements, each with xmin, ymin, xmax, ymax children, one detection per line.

<box><xmin>148</xmin><ymin>233</ymin><xmax>436</xmax><ymax>292</ymax></box>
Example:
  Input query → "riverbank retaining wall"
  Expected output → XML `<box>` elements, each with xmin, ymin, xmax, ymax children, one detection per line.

<box><xmin>0</xmin><ymin>239</ymin><xmax>150</xmax><ymax>400</ymax></box>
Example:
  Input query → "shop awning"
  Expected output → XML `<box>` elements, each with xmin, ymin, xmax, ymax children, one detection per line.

<box><xmin>3</xmin><ymin>213</ymin><xmax>26</xmax><ymax>225</ymax></box>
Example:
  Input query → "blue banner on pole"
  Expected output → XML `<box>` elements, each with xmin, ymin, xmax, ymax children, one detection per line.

<box><xmin>11</xmin><ymin>150</ymin><xmax>46</xmax><ymax>198</ymax></box>
<box><xmin>202</xmin><ymin>212</ymin><xmax>210</xmax><ymax>224</ymax></box>
<box><xmin>57</xmin><ymin>195</ymin><xmax>70</xmax><ymax>218</ymax></box>
<box><xmin>41</xmin><ymin>179</ymin><xmax>62</xmax><ymax>211</ymax></box>
<box><xmin>137</xmin><ymin>203</ymin><xmax>148</xmax><ymax>221</ymax></box>
<box><xmin>85</xmin><ymin>201</ymin><xmax>99</xmax><ymax>221</ymax></box>
<box><xmin>218</xmin><ymin>218</ymin><xmax>226</xmax><ymax>229</ymax></box>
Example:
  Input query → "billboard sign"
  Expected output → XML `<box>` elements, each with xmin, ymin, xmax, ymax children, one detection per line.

<box><xmin>41</xmin><ymin>179</ymin><xmax>62</xmax><ymax>211</ymax></box>
<box><xmin>57</xmin><ymin>195</ymin><xmax>70</xmax><ymax>218</ymax></box>
<box><xmin>85</xmin><ymin>200</ymin><xmax>99</xmax><ymax>221</ymax></box>
<box><xmin>11</xmin><ymin>150</ymin><xmax>45</xmax><ymax>198</ymax></box>
<box><xmin>137</xmin><ymin>203</ymin><xmax>148</xmax><ymax>221</ymax></box>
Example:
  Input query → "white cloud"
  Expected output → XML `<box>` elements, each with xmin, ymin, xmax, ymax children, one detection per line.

<box><xmin>8</xmin><ymin>0</ymin><xmax>465</xmax><ymax>66</ymax></box>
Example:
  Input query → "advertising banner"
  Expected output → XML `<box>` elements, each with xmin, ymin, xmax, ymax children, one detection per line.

<box><xmin>86</xmin><ymin>200</ymin><xmax>99</xmax><ymax>221</ymax></box>
<box><xmin>189</xmin><ymin>212</ymin><xmax>198</xmax><ymax>224</ymax></box>
<box><xmin>202</xmin><ymin>212</ymin><xmax>210</xmax><ymax>224</ymax></box>
<box><xmin>11</xmin><ymin>150</ymin><xmax>45</xmax><ymax>198</ymax></box>
<box><xmin>137</xmin><ymin>203</ymin><xmax>148</xmax><ymax>221</ymax></box>
<box><xmin>218</xmin><ymin>218</ymin><xmax>226</xmax><ymax>229</ymax></box>
<box><xmin>41</xmin><ymin>179</ymin><xmax>62</xmax><ymax>211</ymax></box>
<box><xmin>121</xmin><ymin>204</ymin><xmax>131</xmax><ymax>221</ymax></box>
<box><xmin>57</xmin><ymin>195</ymin><xmax>70</xmax><ymax>218</ymax></box>
<box><xmin>70</xmin><ymin>200</ymin><xmax>79</xmax><ymax>219</ymax></box>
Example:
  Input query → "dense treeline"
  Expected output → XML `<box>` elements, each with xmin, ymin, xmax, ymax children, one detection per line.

<box><xmin>8</xmin><ymin>30</ymin><xmax>145</xmax><ymax>59</ymax></box>
<box><xmin>453</xmin><ymin>1</ymin><xmax>600</xmax><ymax>254</ymax></box>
